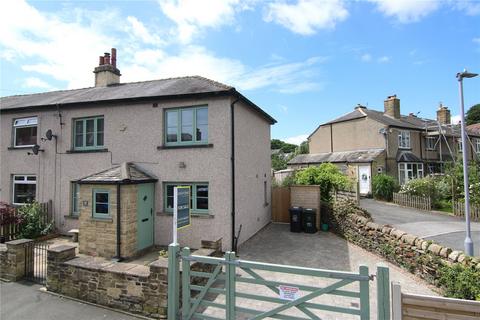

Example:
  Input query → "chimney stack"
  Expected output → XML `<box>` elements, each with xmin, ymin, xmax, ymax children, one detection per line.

<box><xmin>384</xmin><ymin>95</ymin><xmax>400</xmax><ymax>119</ymax></box>
<box><xmin>437</xmin><ymin>103</ymin><xmax>451</xmax><ymax>125</ymax></box>
<box><xmin>93</xmin><ymin>48</ymin><xmax>121</xmax><ymax>87</ymax></box>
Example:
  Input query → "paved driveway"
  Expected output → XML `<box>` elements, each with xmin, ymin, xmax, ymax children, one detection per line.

<box><xmin>0</xmin><ymin>281</ymin><xmax>139</xmax><ymax>320</ymax></box>
<box><xmin>360</xmin><ymin>198</ymin><xmax>480</xmax><ymax>256</ymax></box>
<box><xmin>201</xmin><ymin>223</ymin><xmax>436</xmax><ymax>320</ymax></box>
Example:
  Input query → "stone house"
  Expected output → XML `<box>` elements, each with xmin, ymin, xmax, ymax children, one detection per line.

<box><xmin>289</xmin><ymin>95</ymin><xmax>480</xmax><ymax>194</ymax></box>
<box><xmin>0</xmin><ymin>49</ymin><xmax>276</xmax><ymax>258</ymax></box>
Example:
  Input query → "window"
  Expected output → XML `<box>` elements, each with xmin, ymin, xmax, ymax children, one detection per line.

<box><xmin>12</xmin><ymin>175</ymin><xmax>36</xmax><ymax>205</ymax></box>
<box><xmin>164</xmin><ymin>183</ymin><xmax>209</xmax><ymax>213</ymax></box>
<box><xmin>458</xmin><ymin>139</ymin><xmax>463</xmax><ymax>153</ymax></box>
<box><xmin>73</xmin><ymin>116</ymin><xmax>104</xmax><ymax>150</ymax></box>
<box><xmin>93</xmin><ymin>189</ymin><xmax>110</xmax><ymax>218</ymax></box>
<box><xmin>425</xmin><ymin>136</ymin><xmax>437</xmax><ymax>150</ymax></box>
<box><xmin>165</xmin><ymin>106</ymin><xmax>208</xmax><ymax>145</ymax></box>
<box><xmin>398</xmin><ymin>163</ymin><xmax>424</xmax><ymax>185</ymax></box>
<box><xmin>71</xmin><ymin>183</ymin><xmax>80</xmax><ymax>216</ymax></box>
<box><xmin>475</xmin><ymin>139</ymin><xmax>480</xmax><ymax>155</ymax></box>
<box><xmin>398</xmin><ymin>130</ymin><xmax>411</xmax><ymax>149</ymax></box>
<box><xmin>263</xmin><ymin>180</ymin><xmax>268</xmax><ymax>206</ymax></box>
<box><xmin>13</xmin><ymin>117</ymin><xmax>37</xmax><ymax>147</ymax></box>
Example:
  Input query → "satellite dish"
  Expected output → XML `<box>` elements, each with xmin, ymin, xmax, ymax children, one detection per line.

<box><xmin>45</xmin><ymin>129</ymin><xmax>55</xmax><ymax>140</ymax></box>
<box><xmin>32</xmin><ymin>144</ymin><xmax>43</xmax><ymax>155</ymax></box>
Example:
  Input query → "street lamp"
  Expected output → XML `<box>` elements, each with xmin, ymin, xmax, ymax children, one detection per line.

<box><xmin>456</xmin><ymin>69</ymin><xmax>478</xmax><ymax>256</ymax></box>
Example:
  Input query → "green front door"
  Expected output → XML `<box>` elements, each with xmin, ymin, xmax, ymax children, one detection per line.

<box><xmin>137</xmin><ymin>183</ymin><xmax>154</xmax><ymax>250</ymax></box>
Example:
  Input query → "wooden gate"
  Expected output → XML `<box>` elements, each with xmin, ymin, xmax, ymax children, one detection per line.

<box><xmin>167</xmin><ymin>243</ymin><xmax>390</xmax><ymax>320</ymax></box>
<box><xmin>272</xmin><ymin>187</ymin><xmax>290</xmax><ymax>223</ymax></box>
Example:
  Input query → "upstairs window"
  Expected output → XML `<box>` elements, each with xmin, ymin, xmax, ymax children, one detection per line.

<box><xmin>398</xmin><ymin>130</ymin><xmax>411</xmax><ymax>149</ymax></box>
<box><xmin>425</xmin><ymin>136</ymin><xmax>437</xmax><ymax>150</ymax></box>
<box><xmin>165</xmin><ymin>106</ymin><xmax>208</xmax><ymax>146</ymax></box>
<box><xmin>13</xmin><ymin>117</ymin><xmax>37</xmax><ymax>147</ymax></box>
<box><xmin>73</xmin><ymin>116</ymin><xmax>104</xmax><ymax>150</ymax></box>
<box><xmin>12</xmin><ymin>175</ymin><xmax>36</xmax><ymax>205</ymax></box>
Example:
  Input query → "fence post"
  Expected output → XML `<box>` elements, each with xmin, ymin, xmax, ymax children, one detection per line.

<box><xmin>391</xmin><ymin>282</ymin><xmax>402</xmax><ymax>320</ymax></box>
<box><xmin>359</xmin><ymin>265</ymin><xmax>370</xmax><ymax>320</ymax></box>
<box><xmin>181</xmin><ymin>247</ymin><xmax>191</xmax><ymax>319</ymax></box>
<box><xmin>225</xmin><ymin>251</ymin><xmax>236</xmax><ymax>320</ymax></box>
<box><xmin>376</xmin><ymin>264</ymin><xmax>390</xmax><ymax>320</ymax></box>
<box><xmin>167</xmin><ymin>243</ymin><xmax>180</xmax><ymax>320</ymax></box>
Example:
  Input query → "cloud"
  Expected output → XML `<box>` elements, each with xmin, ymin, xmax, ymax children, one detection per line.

<box><xmin>23</xmin><ymin>77</ymin><xmax>57</xmax><ymax>90</ymax></box>
<box><xmin>284</xmin><ymin>134</ymin><xmax>309</xmax><ymax>145</ymax></box>
<box><xmin>158</xmin><ymin>0</ymin><xmax>252</xmax><ymax>43</ymax></box>
<box><xmin>453</xmin><ymin>0</ymin><xmax>480</xmax><ymax>16</ymax></box>
<box><xmin>361</xmin><ymin>53</ymin><xmax>372</xmax><ymax>62</ymax></box>
<box><xmin>451</xmin><ymin>115</ymin><xmax>461</xmax><ymax>125</ymax></box>
<box><xmin>378</xmin><ymin>56</ymin><xmax>390</xmax><ymax>63</ymax></box>
<box><xmin>125</xmin><ymin>16</ymin><xmax>164</xmax><ymax>45</ymax></box>
<box><xmin>264</xmin><ymin>0</ymin><xmax>349</xmax><ymax>35</ymax></box>
<box><xmin>368</xmin><ymin>0</ymin><xmax>441</xmax><ymax>23</ymax></box>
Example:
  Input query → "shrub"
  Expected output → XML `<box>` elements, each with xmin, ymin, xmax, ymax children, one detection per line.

<box><xmin>438</xmin><ymin>264</ymin><xmax>480</xmax><ymax>301</ymax></box>
<box><xmin>372</xmin><ymin>174</ymin><xmax>398</xmax><ymax>201</ymax></box>
<box><xmin>17</xmin><ymin>202</ymin><xmax>53</xmax><ymax>239</ymax></box>
<box><xmin>294</xmin><ymin>163</ymin><xmax>351</xmax><ymax>202</ymax></box>
<box><xmin>400</xmin><ymin>176</ymin><xmax>447</xmax><ymax>209</ymax></box>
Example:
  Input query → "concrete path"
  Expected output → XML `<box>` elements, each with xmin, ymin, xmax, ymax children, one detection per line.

<box><xmin>201</xmin><ymin>223</ymin><xmax>436</xmax><ymax>320</ymax></box>
<box><xmin>0</xmin><ymin>281</ymin><xmax>140</xmax><ymax>320</ymax></box>
<box><xmin>360</xmin><ymin>198</ymin><xmax>480</xmax><ymax>256</ymax></box>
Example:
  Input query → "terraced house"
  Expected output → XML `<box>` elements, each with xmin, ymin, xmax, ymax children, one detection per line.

<box><xmin>289</xmin><ymin>95</ymin><xmax>480</xmax><ymax>195</ymax></box>
<box><xmin>0</xmin><ymin>49</ymin><xmax>276</xmax><ymax>257</ymax></box>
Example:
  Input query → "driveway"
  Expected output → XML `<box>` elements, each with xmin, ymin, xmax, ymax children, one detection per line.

<box><xmin>200</xmin><ymin>223</ymin><xmax>437</xmax><ymax>320</ymax></box>
<box><xmin>0</xmin><ymin>281</ymin><xmax>140</xmax><ymax>320</ymax></box>
<box><xmin>360</xmin><ymin>198</ymin><xmax>480</xmax><ymax>256</ymax></box>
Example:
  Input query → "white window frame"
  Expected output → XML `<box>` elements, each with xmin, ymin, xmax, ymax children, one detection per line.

<box><xmin>398</xmin><ymin>163</ymin><xmax>424</xmax><ymax>185</ymax></box>
<box><xmin>13</xmin><ymin>117</ymin><xmax>38</xmax><ymax>147</ymax></box>
<box><xmin>458</xmin><ymin>139</ymin><xmax>463</xmax><ymax>153</ymax></box>
<box><xmin>398</xmin><ymin>130</ymin><xmax>411</xmax><ymax>149</ymax></box>
<box><xmin>475</xmin><ymin>138</ymin><xmax>480</xmax><ymax>155</ymax></box>
<box><xmin>12</xmin><ymin>175</ymin><xmax>37</xmax><ymax>205</ymax></box>
<box><xmin>425</xmin><ymin>136</ymin><xmax>437</xmax><ymax>150</ymax></box>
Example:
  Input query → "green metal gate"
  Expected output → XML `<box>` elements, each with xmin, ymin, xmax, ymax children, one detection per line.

<box><xmin>167</xmin><ymin>243</ymin><xmax>390</xmax><ymax>320</ymax></box>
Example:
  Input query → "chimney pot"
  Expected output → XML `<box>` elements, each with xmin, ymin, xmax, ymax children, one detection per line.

<box><xmin>384</xmin><ymin>94</ymin><xmax>401</xmax><ymax>119</ymax></box>
<box><xmin>99</xmin><ymin>56</ymin><xmax>105</xmax><ymax>65</ymax></box>
<box><xmin>111</xmin><ymin>48</ymin><xmax>117</xmax><ymax>68</ymax></box>
<box><xmin>94</xmin><ymin>49</ymin><xmax>121</xmax><ymax>87</ymax></box>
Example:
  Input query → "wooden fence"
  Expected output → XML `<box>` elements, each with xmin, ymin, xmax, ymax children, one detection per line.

<box><xmin>392</xmin><ymin>282</ymin><xmax>480</xmax><ymax>320</ymax></box>
<box><xmin>271</xmin><ymin>187</ymin><xmax>290</xmax><ymax>223</ymax></box>
<box><xmin>334</xmin><ymin>182</ymin><xmax>360</xmax><ymax>205</ymax></box>
<box><xmin>393</xmin><ymin>192</ymin><xmax>432</xmax><ymax>211</ymax></box>
<box><xmin>0</xmin><ymin>200</ymin><xmax>53</xmax><ymax>243</ymax></box>
<box><xmin>452</xmin><ymin>201</ymin><xmax>480</xmax><ymax>222</ymax></box>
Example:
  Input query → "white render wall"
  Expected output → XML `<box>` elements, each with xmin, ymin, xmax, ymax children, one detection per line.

<box><xmin>0</xmin><ymin>96</ymin><xmax>245</xmax><ymax>251</ymax></box>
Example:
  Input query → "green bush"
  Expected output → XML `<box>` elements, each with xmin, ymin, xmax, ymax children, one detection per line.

<box><xmin>400</xmin><ymin>176</ymin><xmax>449</xmax><ymax>209</ymax></box>
<box><xmin>17</xmin><ymin>202</ymin><xmax>53</xmax><ymax>239</ymax></box>
<box><xmin>372</xmin><ymin>174</ymin><xmax>398</xmax><ymax>201</ymax></box>
<box><xmin>438</xmin><ymin>264</ymin><xmax>480</xmax><ymax>301</ymax></box>
<box><xmin>294</xmin><ymin>163</ymin><xmax>351</xmax><ymax>202</ymax></box>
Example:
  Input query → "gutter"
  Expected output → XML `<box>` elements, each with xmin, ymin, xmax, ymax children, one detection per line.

<box><xmin>231</xmin><ymin>96</ymin><xmax>240</xmax><ymax>252</ymax></box>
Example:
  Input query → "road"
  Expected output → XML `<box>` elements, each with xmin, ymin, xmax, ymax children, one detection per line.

<box><xmin>360</xmin><ymin>198</ymin><xmax>480</xmax><ymax>256</ymax></box>
<box><xmin>0</xmin><ymin>281</ymin><xmax>140</xmax><ymax>320</ymax></box>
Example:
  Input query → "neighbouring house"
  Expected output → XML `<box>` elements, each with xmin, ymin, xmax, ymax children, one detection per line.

<box><xmin>0</xmin><ymin>48</ymin><xmax>276</xmax><ymax>258</ymax></box>
<box><xmin>289</xmin><ymin>95</ymin><xmax>480</xmax><ymax>195</ymax></box>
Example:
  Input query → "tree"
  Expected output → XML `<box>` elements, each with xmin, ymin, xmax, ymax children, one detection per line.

<box><xmin>297</xmin><ymin>141</ymin><xmax>309</xmax><ymax>154</ymax></box>
<box><xmin>466</xmin><ymin>104</ymin><xmax>480</xmax><ymax>125</ymax></box>
<box><xmin>271</xmin><ymin>139</ymin><xmax>297</xmax><ymax>153</ymax></box>
<box><xmin>271</xmin><ymin>153</ymin><xmax>288</xmax><ymax>171</ymax></box>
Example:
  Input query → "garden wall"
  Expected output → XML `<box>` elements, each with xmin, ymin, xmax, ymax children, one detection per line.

<box><xmin>325</xmin><ymin>200</ymin><xmax>480</xmax><ymax>286</ymax></box>
<box><xmin>290</xmin><ymin>185</ymin><xmax>321</xmax><ymax>229</ymax></box>
<box><xmin>47</xmin><ymin>245</ymin><xmax>217</xmax><ymax>319</ymax></box>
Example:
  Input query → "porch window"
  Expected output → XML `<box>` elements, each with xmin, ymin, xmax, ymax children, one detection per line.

<box><xmin>457</xmin><ymin>139</ymin><xmax>463</xmax><ymax>153</ymax></box>
<box><xmin>71</xmin><ymin>182</ymin><xmax>80</xmax><ymax>217</ymax></box>
<box><xmin>425</xmin><ymin>136</ymin><xmax>437</xmax><ymax>150</ymax></box>
<box><xmin>398</xmin><ymin>130</ymin><xmax>411</xmax><ymax>149</ymax></box>
<box><xmin>93</xmin><ymin>189</ymin><xmax>110</xmax><ymax>218</ymax></box>
<box><xmin>164</xmin><ymin>106</ymin><xmax>208</xmax><ymax>146</ymax></box>
<box><xmin>164</xmin><ymin>183</ymin><xmax>209</xmax><ymax>214</ymax></box>
<box><xmin>73</xmin><ymin>116</ymin><xmax>104</xmax><ymax>150</ymax></box>
<box><xmin>398</xmin><ymin>163</ymin><xmax>424</xmax><ymax>185</ymax></box>
<box><xmin>13</xmin><ymin>117</ymin><xmax>38</xmax><ymax>147</ymax></box>
<box><xmin>12</xmin><ymin>175</ymin><xmax>36</xmax><ymax>205</ymax></box>
<box><xmin>475</xmin><ymin>138</ymin><xmax>480</xmax><ymax>155</ymax></box>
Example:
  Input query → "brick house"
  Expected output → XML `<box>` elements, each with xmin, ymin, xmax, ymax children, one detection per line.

<box><xmin>289</xmin><ymin>95</ymin><xmax>480</xmax><ymax>194</ymax></box>
<box><xmin>0</xmin><ymin>49</ymin><xmax>276</xmax><ymax>257</ymax></box>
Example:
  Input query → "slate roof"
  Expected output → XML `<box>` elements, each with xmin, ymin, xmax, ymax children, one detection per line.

<box><xmin>288</xmin><ymin>148</ymin><xmax>385</xmax><ymax>165</ymax></box>
<box><xmin>0</xmin><ymin>75</ymin><xmax>276</xmax><ymax>124</ymax></box>
<box><xmin>77</xmin><ymin>162</ymin><xmax>157</xmax><ymax>184</ymax></box>
<box><xmin>468</xmin><ymin>123</ymin><xmax>480</xmax><ymax>135</ymax></box>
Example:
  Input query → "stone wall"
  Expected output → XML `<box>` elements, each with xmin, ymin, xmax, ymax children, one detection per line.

<box><xmin>0</xmin><ymin>239</ymin><xmax>33</xmax><ymax>281</ymax></box>
<box><xmin>47</xmin><ymin>244</ymin><xmax>217</xmax><ymax>319</ymax></box>
<box><xmin>290</xmin><ymin>185</ymin><xmax>321</xmax><ymax>229</ymax></box>
<box><xmin>326</xmin><ymin>200</ymin><xmax>480</xmax><ymax>285</ymax></box>
<box><xmin>78</xmin><ymin>184</ymin><xmax>138</xmax><ymax>259</ymax></box>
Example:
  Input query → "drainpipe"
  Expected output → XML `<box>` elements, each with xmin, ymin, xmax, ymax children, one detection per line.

<box><xmin>231</xmin><ymin>96</ymin><xmax>240</xmax><ymax>252</ymax></box>
<box><xmin>115</xmin><ymin>184</ymin><xmax>122</xmax><ymax>261</ymax></box>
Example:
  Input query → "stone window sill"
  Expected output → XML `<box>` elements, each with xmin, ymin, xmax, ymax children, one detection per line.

<box><xmin>8</xmin><ymin>146</ymin><xmax>34</xmax><ymax>150</ymax></box>
<box><xmin>64</xmin><ymin>215</ymin><xmax>79</xmax><ymax>220</ymax></box>
<box><xmin>157</xmin><ymin>144</ymin><xmax>213</xmax><ymax>150</ymax></box>
<box><xmin>157</xmin><ymin>212</ymin><xmax>214</xmax><ymax>219</ymax></box>
<box><xmin>66</xmin><ymin>148</ymin><xmax>109</xmax><ymax>154</ymax></box>
<box><xmin>89</xmin><ymin>217</ymin><xmax>113</xmax><ymax>222</ymax></box>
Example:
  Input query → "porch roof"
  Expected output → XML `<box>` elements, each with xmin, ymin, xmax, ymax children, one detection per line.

<box><xmin>288</xmin><ymin>148</ymin><xmax>385</xmax><ymax>165</ymax></box>
<box><xmin>77</xmin><ymin>162</ymin><xmax>157</xmax><ymax>184</ymax></box>
<box><xmin>396</xmin><ymin>151</ymin><xmax>423</xmax><ymax>163</ymax></box>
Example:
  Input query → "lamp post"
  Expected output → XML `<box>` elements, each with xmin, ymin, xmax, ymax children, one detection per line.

<box><xmin>456</xmin><ymin>69</ymin><xmax>478</xmax><ymax>256</ymax></box>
